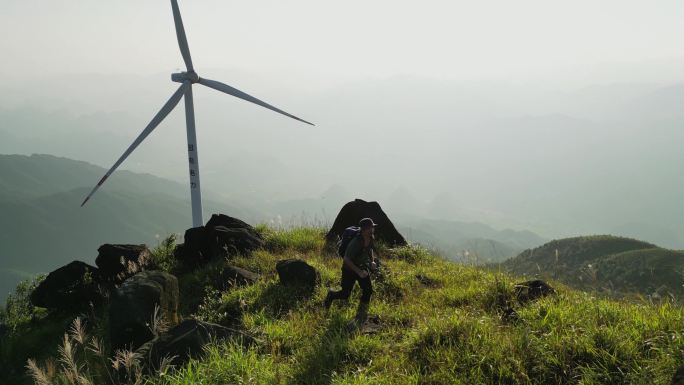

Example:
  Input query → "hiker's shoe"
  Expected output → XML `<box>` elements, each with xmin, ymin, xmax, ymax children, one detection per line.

<box><xmin>346</xmin><ymin>318</ymin><xmax>361</xmax><ymax>333</ymax></box>
<box><xmin>354</xmin><ymin>302</ymin><xmax>369</xmax><ymax>324</ymax></box>
<box><xmin>323</xmin><ymin>290</ymin><xmax>334</xmax><ymax>309</ymax></box>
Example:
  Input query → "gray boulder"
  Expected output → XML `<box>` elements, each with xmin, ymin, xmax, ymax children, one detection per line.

<box><xmin>175</xmin><ymin>227</ymin><xmax>211</xmax><ymax>266</ymax></box>
<box><xmin>215</xmin><ymin>265</ymin><xmax>259</xmax><ymax>290</ymax></box>
<box><xmin>109</xmin><ymin>271</ymin><xmax>179</xmax><ymax>351</ymax></box>
<box><xmin>326</xmin><ymin>199</ymin><xmax>407</xmax><ymax>247</ymax></box>
<box><xmin>30</xmin><ymin>261</ymin><xmax>103</xmax><ymax>311</ymax></box>
<box><xmin>206</xmin><ymin>214</ymin><xmax>253</xmax><ymax>231</ymax></box>
<box><xmin>136</xmin><ymin>319</ymin><xmax>253</xmax><ymax>373</ymax></box>
<box><xmin>96</xmin><ymin>244</ymin><xmax>152</xmax><ymax>283</ymax></box>
<box><xmin>212</xmin><ymin>226</ymin><xmax>264</xmax><ymax>256</ymax></box>
<box><xmin>276</xmin><ymin>259</ymin><xmax>319</xmax><ymax>288</ymax></box>
<box><xmin>175</xmin><ymin>214</ymin><xmax>264</xmax><ymax>268</ymax></box>
<box><xmin>514</xmin><ymin>279</ymin><xmax>555</xmax><ymax>304</ymax></box>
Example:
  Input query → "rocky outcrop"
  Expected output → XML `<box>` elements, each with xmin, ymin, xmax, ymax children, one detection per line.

<box><xmin>205</xmin><ymin>214</ymin><xmax>253</xmax><ymax>231</ymax></box>
<box><xmin>136</xmin><ymin>319</ymin><xmax>253</xmax><ymax>373</ymax></box>
<box><xmin>212</xmin><ymin>226</ymin><xmax>263</xmax><ymax>256</ymax></box>
<box><xmin>96</xmin><ymin>244</ymin><xmax>152</xmax><ymax>283</ymax></box>
<box><xmin>175</xmin><ymin>227</ymin><xmax>212</xmax><ymax>265</ymax></box>
<box><xmin>30</xmin><ymin>261</ymin><xmax>103</xmax><ymax>311</ymax></box>
<box><xmin>326</xmin><ymin>199</ymin><xmax>407</xmax><ymax>246</ymax></box>
<box><xmin>215</xmin><ymin>265</ymin><xmax>259</xmax><ymax>290</ymax></box>
<box><xmin>514</xmin><ymin>279</ymin><xmax>555</xmax><ymax>304</ymax></box>
<box><xmin>109</xmin><ymin>271</ymin><xmax>179</xmax><ymax>351</ymax></box>
<box><xmin>175</xmin><ymin>214</ymin><xmax>264</xmax><ymax>268</ymax></box>
<box><xmin>276</xmin><ymin>259</ymin><xmax>319</xmax><ymax>288</ymax></box>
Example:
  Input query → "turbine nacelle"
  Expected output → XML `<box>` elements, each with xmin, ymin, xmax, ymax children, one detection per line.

<box><xmin>171</xmin><ymin>71</ymin><xmax>200</xmax><ymax>84</ymax></box>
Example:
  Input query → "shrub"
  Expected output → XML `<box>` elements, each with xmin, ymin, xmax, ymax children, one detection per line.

<box><xmin>149</xmin><ymin>235</ymin><xmax>178</xmax><ymax>273</ymax></box>
<box><xmin>1</xmin><ymin>275</ymin><xmax>46</xmax><ymax>334</ymax></box>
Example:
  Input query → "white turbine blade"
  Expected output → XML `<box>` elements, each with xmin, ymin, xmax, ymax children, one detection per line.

<box><xmin>198</xmin><ymin>78</ymin><xmax>314</xmax><ymax>126</ymax></box>
<box><xmin>171</xmin><ymin>0</ymin><xmax>194</xmax><ymax>72</ymax></box>
<box><xmin>81</xmin><ymin>83</ymin><xmax>189</xmax><ymax>207</ymax></box>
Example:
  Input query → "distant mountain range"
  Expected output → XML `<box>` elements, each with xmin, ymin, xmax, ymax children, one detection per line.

<box><xmin>0</xmin><ymin>153</ymin><xmax>550</xmax><ymax>303</ymax></box>
<box><xmin>396</xmin><ymin>217</ymin><xmax>546</xmax><ymax>264</ymax></box>
<box><xmin>501</xmin><ymin>235</ymin><xmax>684</xmax><ymax>298</ymax></box>
<box><xmin>0</xmin><ymin>154</ymin><xmax>255</xmax><ymax>302</ymax></box>
<box><xmin>0</xmin><ymin>153</ymin><xmax>184</xmax><ymax>200</ymax></box>
<box><xmin>5</xmin><ymin>77</ymin><xmax>684</xmax><ymax>250</ymax></box>
<box><xmin>6</xmin><ymin>153</ymin><xmax>682</xmax><ymax>301</ymax></box>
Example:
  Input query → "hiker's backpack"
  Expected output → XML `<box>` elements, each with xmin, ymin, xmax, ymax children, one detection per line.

<box><xmin>337</xmin><ymin>226</ymin><xmax>361</xmax><ymax>257</ymax></box>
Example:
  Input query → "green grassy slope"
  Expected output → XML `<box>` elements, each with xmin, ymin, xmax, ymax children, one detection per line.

<box><xmin>0</xmin><ymin>187</ymin><xmax>255</xmax><ymax>289</ymax></box>
<box><xmin>592</xmin><ymin>248</ymin><xmax>684</xmax><ymax>297</ymax></box>
<box><xmin>0</xmin><ymin>153</ymin><xmax>187</xmax><ymax>200</ymax></box>
<box><xmin>0</xmin><ymin>188</ymin><xmax>190</xmax><ymax>272</ymax></box>
<box><xmin>501</xmin><ymin>235</ymin><xmax>684</xmax><ymax>298</ymax></box>
<box><xmin>166</xmin><ymin>229</ymin><xmax>684</xmax><ymax>384</ymax></box>
<box><xmin>6</xmin><ymin>228</ymin><xmax>682</xmax><ymax>385</ymax></box>
<box><xmin>160</xmin><ymin>230</ymin><xmax>684</xmax><ymax>385</ymax></box>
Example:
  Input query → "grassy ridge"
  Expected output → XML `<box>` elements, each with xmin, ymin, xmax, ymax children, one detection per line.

<box><xmin>502</xmin><ymin>235</ymin><xmax>656</xmax><ymax>276</ymax></box>
<box><xmin>502</xmin><ymin>235</ymin><xmax>684</xmax><ymax>298</ymax></box>
<box><xmin>3</xmin><ymin>228</ymin><xmax>684</xmax><ymax>384</ymax></box>
<box><xmin>152</xmin><ymin>229</ymin><xmax>684</xmax><ymax>385</ymax></box>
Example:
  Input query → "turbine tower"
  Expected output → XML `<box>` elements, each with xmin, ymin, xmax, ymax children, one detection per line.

<box><xmin>81</xmin><ymin>0</ymin><xmax>314</xmax><ymax>228</ymax></box>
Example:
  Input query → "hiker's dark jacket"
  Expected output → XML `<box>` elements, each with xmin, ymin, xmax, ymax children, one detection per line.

<box><xmin>344</xmin><ymin>236</ymin><xmax>373</xmax><ymax>271</ymax></box>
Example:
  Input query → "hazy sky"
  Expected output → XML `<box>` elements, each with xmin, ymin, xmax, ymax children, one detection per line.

<box><xmin>2</xmin><ymin>0</ymin><xmax>684</xmax><ymax>86</ymax></box>
<box><xmin>3</xmin><ymin>0</ymin><xmax>684</xmax><ymax>246</ymax></box>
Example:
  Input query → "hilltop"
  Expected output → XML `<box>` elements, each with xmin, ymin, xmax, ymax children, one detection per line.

<box><xmin>1</xmin><ymin>227</ymin><xmax>683</xmax><ymax>385</ymax></box>
<box><xmin>501</xmin><ymin>235</ymin><xmax>684</xmax><ymax>298</ymax></box>
<box><xmin>0</xmin><ymin>153</ymin><xmax>545</xmax><ymax>303</ymax></box>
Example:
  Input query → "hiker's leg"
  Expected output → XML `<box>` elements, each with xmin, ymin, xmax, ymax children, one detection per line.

<box><xmin>358</xmin><ymin>274</ymin><xmax>373</xmax><ymax>304</ymax></box>
<box><xmin>328</xmin><ymin>267</ymin><xmax>356</xmax><ymax>301</ymax></box>
<box><xmin>348</xmin><ymin>276</ymin><xmax>372</xmax><ymax>325</ymax></box>
<box><xmin>354</xmin><ymin>300</ymin><xmax>370</xmax><ymax>324</ymax></box>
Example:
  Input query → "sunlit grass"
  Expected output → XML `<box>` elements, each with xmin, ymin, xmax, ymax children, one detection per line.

<box><xmin>8</xmin><ymin>226</ymin><xmax>684</xmax><ymax>385</ymax></box>
<box><xmin>150</xmin><ymin>227</ymin><xmax>684</xmax><ymax>384</ymax></box>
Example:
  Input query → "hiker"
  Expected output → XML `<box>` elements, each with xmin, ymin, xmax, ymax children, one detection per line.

<box><xmin>324</xmin><ymin>217</ymin><xmax>378</xmax><ymax>324</ymax></box>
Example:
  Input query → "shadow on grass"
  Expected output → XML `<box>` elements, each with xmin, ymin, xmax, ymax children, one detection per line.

<box><xmin>252</xmin><ymin>282</ymin><xmax>317</xmax><ymax>318</ymax></box>
<box><xmin>291</xmin><ymin>312</ymin><xmax>352</xmax><ymax>385</ymax></box>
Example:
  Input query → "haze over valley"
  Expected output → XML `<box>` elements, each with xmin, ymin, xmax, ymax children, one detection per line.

<box><xmin>5</xmin><ymin>2</ymin><xmax>684</xmax><ymax>384</ymax></box>
<box><xmin>3</xmin><ymin>72</ymin><xmax>684</xmax><ymax>243</ymax></box>
<box><xmin>2</xmin><ymin>0</ymin><xmax>684</xmax><ymax>300</ymax></box>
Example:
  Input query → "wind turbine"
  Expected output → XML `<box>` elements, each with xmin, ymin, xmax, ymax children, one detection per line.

<box><xmin>81</xmin><ymin>0</ymin><xmax>314</xmax><ymax>228</ymax></box>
